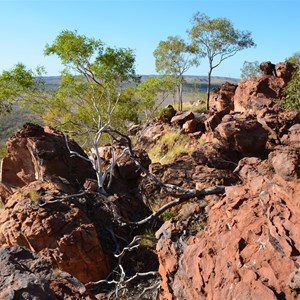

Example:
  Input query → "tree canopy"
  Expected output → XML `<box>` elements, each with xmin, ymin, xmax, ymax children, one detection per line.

<box><xmin>240</xmin><ymin>61</ymin><xmax>262</xmax><ymax>78</ymax></box>
<box><xmin>0</xmin><ymin>63</ymin><xmax>43</xmax><ymax>115</ymax></box>
<box><xmin>188</xmin><ymin>12</ymin><xmax>256</xmax><ymax>109</ymax></box>
<box><xmin>153</xmin><ymin>35</ymin><xmax>198</xmax><ymax>111</ymax></box>
<box><xmin>41</xmin><ymin>30</ymin><xmax>139</xmax><ymax>138</ymax></box>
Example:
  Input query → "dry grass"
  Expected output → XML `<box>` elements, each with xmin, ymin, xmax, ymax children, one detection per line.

<box><xmin>148</xmin><ymin>130</ymin><xmax>194</xmax><ymax>165</ymax></box>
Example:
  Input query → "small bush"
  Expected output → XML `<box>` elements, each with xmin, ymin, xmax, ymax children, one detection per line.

<box><xmin>157</xmin><ymin>105</ymin><xmax>176</xmax><ymax>122</ymax></box>
<box><xmin>281</xmin><ymin>67</ymin><xmax>300</xmax><ymax>112</ymax></box>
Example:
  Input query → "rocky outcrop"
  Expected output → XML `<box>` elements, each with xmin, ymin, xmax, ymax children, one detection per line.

<box><xmin>233</xmin><ymin>75</ymin><xmax>286</xmax><ymax>113</ymax></box>
<box><xmin>156</xmin><ymin>156</ymin><xmax>300</xmax><ymax>299</ymax></box>
<box><xmin>233</xmin><ymin>62</ymin><xmax>297</xmax><ymax>113</ymax></box>
<box><xmin>203</xmin><ymin>113</ymin><xmax>268</xmax><ymax>156</ymax></box>
<box><xmin>0</xmin><ymin>123</ymin><xmax>96</xmax><ymax>190</ymax></box>
<box><xmin>0</xmin><ymin>181</ymin><xmax>110</xmax><ymax>284</ymax></box>
<box><xmin>0</xmin><ymin>245</ymin><xmax>92</xmax><ymax>299</ymax></box>
<box><xmin>209</xmin><ymin>81</ymin><xmax>237</xmax><ymax>115</ymax></box>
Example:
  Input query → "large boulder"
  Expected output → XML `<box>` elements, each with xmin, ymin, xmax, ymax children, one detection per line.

<box><xmin>0</xmin><ymin>245</ymin><xmax>91</xmax><ymax>299</ymax></box>
<box><xmin>0</xmin><ymin>123</ymin><xmax>96</xmax><ymax>190</ymax></box>
<box><xmin>233</xmin><ymin>75</ymin><xmax>286</xmax><ymax>113</ymax></box>
<box><xmin>0</xmin><ymin>181</ymin><xmax>110</xmax><ymax>283</ymax></box>
<box><xmin>275</xmin><ymin>62</ymin><xmax>298</xmax><ymax>82</ymax></box>
<box><xmin>209</xmin><ymin>81</ymin><xmax>237</xmax><ymax>115</ymax></box>
<box><xmin>203</xmin><ymin>113</ymin><xmax>268</xmax><ymax>156</ymax></box>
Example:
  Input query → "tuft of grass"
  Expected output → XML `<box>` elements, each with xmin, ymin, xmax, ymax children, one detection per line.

<box><xmin>139</xmin><ymin>229</ymin><xmax>157</xmax><ymax>248</ymax></box>
<box><xmin>0</xmin><ymin>197</ymin><xmax>4</xmax><ymax>211</ymax></box>
<box><xmin>27</xmin><ymin>191</ymin><xmax>41</xmax><ymax>202</ymax></box>
<box><xmin>148</xmin><ymin>130</ymin><xmax>194</xmax><ymax>164</ymax></box>
<box><xmin>161</xmin><ymin>210</ymin><xmax>178</xmax><ymax>222</ymax></box>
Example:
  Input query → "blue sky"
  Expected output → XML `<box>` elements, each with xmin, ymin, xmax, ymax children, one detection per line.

<box><xmin>0</xmin><ymin>0</ymin><xmax>299</xmax><ymax>78</ymax></box>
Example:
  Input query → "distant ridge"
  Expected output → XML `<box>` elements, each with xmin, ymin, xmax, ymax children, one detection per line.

<box><xmin>43</xmin><ymin>75</ymin><xmax>240</xmax><ymax>90</ymax></box>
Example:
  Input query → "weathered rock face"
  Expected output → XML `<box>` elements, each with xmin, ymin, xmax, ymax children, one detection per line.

<box><xmin>0</xmin><ymin>245</ymin><xmax>91</xmax><ymax>299</ymax></box>
<box><xmin>0</xmin><ymin>181</ymin><xmax>110</xmax><ymax>284</ymax></box>
<box><xmin>275</xmin><ymin>61</ymin><xmax>298</xmax><ymax>82</ymax></box>
<box><xmin>156</xmin><ymin>156</ymin><xmax>300</xmax><ymax>300</ymax></box>
<box><xmin>138</xmin><ymin>121</ymin><xmax>173</xmax><ymax>148</ymax></box>
<box><xmin>171</xmin><ymin>111</ymin><xmax>194</xmax><ymax>127</ymax></box>
<box><xmin>233</xmin><ymin>75</ymin><xmax>286</xmax><ymax>113</ymax></box>
<box><xmin>1</xmin><ymin>123</ymin><xmax>96</xmax><ymax>190</ymax></box>
<box><xmin>203</xmin><ymin>113</ymin><xmax>268</xmax><ymax>156</ymax></box>
<box><xmin>209</xmin><ymin>81</ymin><xmax>237</xmax><ymax>115</ymax></box>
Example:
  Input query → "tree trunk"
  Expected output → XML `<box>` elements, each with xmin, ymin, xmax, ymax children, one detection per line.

<box><xmin>206</xmin><ymin>68</ymin><xmax>212</xmax><ymax>110</ymax></box>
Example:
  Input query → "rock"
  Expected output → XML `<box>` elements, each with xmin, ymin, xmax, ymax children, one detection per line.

<box><xmin>138</xmin><ymin>121</ymin><xmax>173</xmax><ymax>148</ymax></box>
<box><xmin>0</xmin><ymin>181</ymin><xmax>110</xmax><ymax>283</ymax></box>
<box><xmin>204</xmin><ymin>113</ymin><xmax>268</xmax><ymax>156</ymax></box>
<box><xmin>0</xmin><ymin>183</ymin><xmax>12</xmax><ymax>204</ymax></box>
<box><xmin>269</xmin><ymin>146</ymin><xmax>300</xmax><ymax>180</ymax></box>
<box><xmin>281</xmin><ymin>124</ymin><xmax>300</xmax><ymax>148</ymax></box>
<box><xmin>116</xmin><ymin>148</ymin><xmax>151</xmax><ymax>180</ymax></box>
<box><xmin>156</xmin><ymin>157</ymin><xmax>300</xmax><ymax>300</ymax></box>
<box><xmin>260</xmin><ymin>61</ymin><xmax>276</xmax><ymax>75</ymax></box>
<box><xmin>1</xmin><ymin>123</ymin><xmax>96</xmax><ymax>190</ymax></box>
<box><xmin>0</xmin><ymin>245</ymin><xmax>91</xmax><ymax>299</ymax></box>
<box><xmin>182</xmin><ymin>119</ymin><xmax>198</xmax><ymax>133</ymax></box>
<box><xmin>233</xmin><ymin>75</ymin><xmax>286</xmax><ymax>113</ymax></box>
<box><xmin>204</xmin><ymin>114</ymin><xmax>221</xmax><ymax>131</ymax></box>
<box><xmin>209</xmin><ymin>81</ymin><xmax>237</xmax><ymax>115</ymax></box>
<box><xmin>171</xmin><ymin>111</ymin><xmax>194</xmax><ymax>127</ymax></box>
<box><xmin>275</xmin><ymin>62</ymin><xmax>298</xmax><ymax>82</ymax></box>
<box><xmin>288</xmin><ymin>270</ymin><xmax>300</xmax><ymax>291</ymax></box>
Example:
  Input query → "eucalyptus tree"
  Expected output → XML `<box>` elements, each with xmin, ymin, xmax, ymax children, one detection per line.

<box><xmin>40</xmin><ymin>30</ymin><xmax>140</xmax><ymax>193</ymax></box>
<box><xmin>0</xmin><ymin>63</ymin><xmax>44</xmax><ymax>115</ymax></box>
<box><xmin>135</xmin><ymin>75</ymin><xmax>176</xmax><ymax>121</ymax></box>
<box><xmin>188</xmin><ymin>12</ymin><xmax>256</xmax><ymax>109</ymax></box>
<box><xmin>153</xmin><ymin>35</ymin><xmax>199</xmax><ymax>111</ymax></box>
<box><xmin>240</xmin><ymin>61</ymin><xmax>262</xmax><ymax>78</ymax></box>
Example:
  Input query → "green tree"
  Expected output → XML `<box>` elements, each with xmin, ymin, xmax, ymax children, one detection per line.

<box><xmin>135</xmin><ymin>76</ymin><xmax>176</xmax><ymax>121</ymax></box>
<box><xmin>286</xmin><ymin>51</ymin><xmax>300</xmax><ymax>65</ymax></box>
<box><xmin>153</xmin><ymin>35</ymin><xmax>199</xmax><ymax>111</ymax></box>
<box><xmin>40</xmin><ymin>30</ymin><xmax>139</xmax><ymax>134</ymax></box>
<box><xmin>188</xmin><ymin>12</ymin><xmax>256</xmax><ymax>110</ymax></box>
<box><xmin>240</xmin><ymin>61</ymin><xmax>262</xmax><ymax>78</ymax></box>
<box><xmin>0</xmin><ymin>63</ymin><xmax>44</xmax><ymax>114</ymax></box>
<box><xmin>281</xmin><ymin>52</ymin><xmax>300</xmax><ymax>111</ymax></box>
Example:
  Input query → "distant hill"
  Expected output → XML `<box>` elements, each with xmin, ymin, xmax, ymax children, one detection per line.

<box><xmin>43</xmin><ymin>75</ymin><xmax>240</xmax><ymax>92</ymax></box>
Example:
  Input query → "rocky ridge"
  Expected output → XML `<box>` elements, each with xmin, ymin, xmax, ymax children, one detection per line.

<box><xmin>0</xmin><ymin>61</ymin><xmax>299</xmax><ymax>299</ymax></box>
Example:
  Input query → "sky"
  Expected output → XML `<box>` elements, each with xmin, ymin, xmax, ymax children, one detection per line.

<box><xmin>0</xmin><ymin>0</ymin><xmax>299</xmax><ymax>79</ymax></box>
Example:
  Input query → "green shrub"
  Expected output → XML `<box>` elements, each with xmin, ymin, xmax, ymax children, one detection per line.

<box><xmin>281</xmin><ymin>67</ymin><xmax>300</xmax><ymax>112</ymax></box>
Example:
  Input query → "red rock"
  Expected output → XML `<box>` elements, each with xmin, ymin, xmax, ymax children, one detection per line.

<box><xmin>204</xmin><ymin>113</ymin><xmax>268</xmax><ymax>155</ymax></box>
<box><xmin>204</xmin><ymin>114</ymin><xmax>221</xmax><ymax>131</ymax></box>
<box><xmin>156</xmin><ymin>156</ymin><xmax>300</xmax><ymax>300</ymax></box>
<box><xmin>209</xmin><ymin>81</ymin><xmax>237</xmax><ymax>115</ymax></box>
<box><xmin>171</xmin><ymin>111</ymin><xmax>194</xmax><ymax>127</ymax></box>
<box><xmin>269</xmin><ymin>147</ymin><xmax>300</xmax><ymax>180</ymax></box>
<box><xmin>233</xmin><ymin>75</ymin><xmax>286</xmax><ymax>113</ymax></box>
<box><xmin>0</xmin><ymin>181</ymin><xmax>110</xmax><ymax>283</ymax></box>
<box><xmin>1</xmin><ymin>123</ymin><xmax>96</xmax><ymax>190</ymax></box>
<box><xmin>0</xmin><ymin>183</ymin><xmax>12</xmax><ymax>204</ymax></box>
<box><xmin>182</xmin><ymin>119</ymin><xmax>198</xmax><ymax>133</ymax></box>
<box><xmin>275</xmin><ymin>62</ymin><xmax>298</xmax><ymax>82</ymax></box>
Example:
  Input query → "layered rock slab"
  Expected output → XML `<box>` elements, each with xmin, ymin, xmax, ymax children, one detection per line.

<box><xmin>156</xmin><ymin>157</ymin><xmax>300</xmax><ymax>299</ymax></box>
<box><xmin>0</xmin><ymin>181</ymin><xmax>110</xmax><ymax>284</ymax></box>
